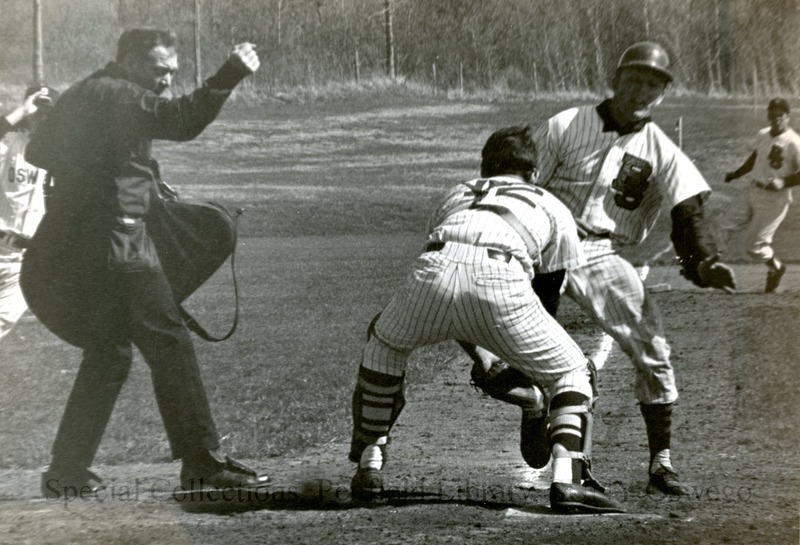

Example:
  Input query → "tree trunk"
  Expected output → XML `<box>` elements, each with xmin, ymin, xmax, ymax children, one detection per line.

<box><xmin>193</xmin><ymin>0</ymin><xmax>202</xmax><ymax>87</ymax></box>
<box><xmin>384</xmin><ymin>0</ymin><xmax>395</xmax><ymax>78</ymax></box>
<box><xmin>33</xmin><ymin>0</ymin><xmax>44</xmax><ymax>85</ymax></box>
<box><xmin>277</xmin><ymin>0</ymin><xmax>282</xmax><ymax>50</ymax></box>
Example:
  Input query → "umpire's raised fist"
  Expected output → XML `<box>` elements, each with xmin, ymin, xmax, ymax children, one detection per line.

<box><xmin>230</xmin><ymin>42</ymin><xmax>260</xmax><ymax>74</ymax></box>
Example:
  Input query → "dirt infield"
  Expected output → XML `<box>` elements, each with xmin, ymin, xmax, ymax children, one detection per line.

<box><xmin>0</xmin><ymin>262</ymin><xmax>797</xmax><ymax>545</ymax></box>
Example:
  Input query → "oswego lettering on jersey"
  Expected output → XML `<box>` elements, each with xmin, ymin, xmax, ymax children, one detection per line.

<box><xmin>0</xmin><ymin>131</ymin><xmax>47</xmax><ymax>257</ymax></box>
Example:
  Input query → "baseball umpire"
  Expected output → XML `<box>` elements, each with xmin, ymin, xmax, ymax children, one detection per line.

<box><xmin>469</xmin><ymin>42</ymin><xmax>736</xmax><ymax>496</ymax></box>
<box><xmin>348</xmin><ymin>125</ymin><xmax>624</xmax><ymax>514</ymax></box>
<box><xmin>23</xmin><ymin>28</ymin><xmax>267</xmax><ymax>499</ymax></box>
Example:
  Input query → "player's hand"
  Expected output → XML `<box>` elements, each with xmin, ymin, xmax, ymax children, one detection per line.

<box><xmin>765</xmin><ymin>177</ymin><xmax>785</xmax><ymax>191</ymax></box>
<box><xmin>22</xmin><ymin>91</ymin><xmax>43</xmax><ymax>115</ymax></box>
<box><xmin>697</xmin><ymin>255</ymin><xmax>736</xmax><ymax>294</ymax></box>
<box><xmin>230</xmin><ymin>42</ymin><xmax>260</xmax><ymax>74</ymax></box>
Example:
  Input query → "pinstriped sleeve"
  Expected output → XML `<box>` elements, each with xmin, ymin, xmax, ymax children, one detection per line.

<box><xmin>427</xmin><ymin>182</ymin><xmax>471</xmax><ymax>233</ymax></box>
<box><xmin>533</xmin><ymin>119</ymin><xmax>558</xmax><ymax>188</ymax></box>
<box><xmin>537</xmin><ymin>193</ymin><xmax>586</xmax><ymax>273</ymax></box>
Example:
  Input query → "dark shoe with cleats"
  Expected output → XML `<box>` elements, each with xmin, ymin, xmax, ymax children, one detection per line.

<box><xmin>647</xmin><ymin>464</ymin><xmax>691</xmax><ymax>496</ymax></box>
<box><xmin>520</xmin><ymin>407</ymin><xmax>551</xmax><ymax>469</ymax></box>
<box><xmin>765</xmin><ymin>264</ymin><xmax>787</xmax><ymax>293</ymax></box>
<box><xmin>350</xmin><ymin>467</ymin><xmax>383</xmax><ymax>501</ymax></box>
<box><xmin>180</xmin><ymin>456</ymin><xmax>269</xmax><ymax>491</ymax></box>
<box><xmin>550</xmin><ymin>482</ymin><xmax>625</xmax><ymax>514</ymax></box>
<box><xmin>41</xmin><ymin>467</ymin><xmax>104</xmax><ymax>500</ymax></box>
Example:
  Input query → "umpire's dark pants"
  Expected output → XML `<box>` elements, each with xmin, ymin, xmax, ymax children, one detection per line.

<box><xmin>50</xmin><ymin>268</ymin><xmax>219</xmax><ymax>471</ymax></box>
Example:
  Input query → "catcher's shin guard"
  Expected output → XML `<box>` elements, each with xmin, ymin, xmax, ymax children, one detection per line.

<box><xmin>349</xmin><ymin>366</ymin><xmax>406</xmax><ymax>467</ymax></box>
<box><xmin>548</xmin><ymin>391</ymin><xmax>604</xmax><ymax>491</ymax></box>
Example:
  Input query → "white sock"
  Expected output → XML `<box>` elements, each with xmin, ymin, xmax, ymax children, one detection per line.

<box><xmin>650</xmin><ymin>449</ymin><xmax>673</xmax><ymax>473</ymax></box>
<box><xmin>359</xmin><ymin>436</ymin><xmax>387</xmax><ymax>470</ymax></box>
<box><xmin>552</xmin><ymin>456</ymin><xmax>573</xmax><ymax>484</ymax></box>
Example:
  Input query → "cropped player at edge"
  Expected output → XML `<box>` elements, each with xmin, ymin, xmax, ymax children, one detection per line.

<box><xmin>0</xmin><ymin>86</ymin><xmax>57</xmax><ymax>341</ymax></box>
<box><xmin>470</xmin><ymin>42</ymin><xmax>736</xmax><ymax>497</ymax></box>
<box><xmin>348</xmin><ymin>126</ymin><xmax>624</xmax><ymax>514</ymax></box>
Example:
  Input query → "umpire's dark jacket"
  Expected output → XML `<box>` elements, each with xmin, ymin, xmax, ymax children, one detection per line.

<box><xmin>21</xmin><ymin>59</ymin><xmax>249</xmax><ymax>347</ymax></box>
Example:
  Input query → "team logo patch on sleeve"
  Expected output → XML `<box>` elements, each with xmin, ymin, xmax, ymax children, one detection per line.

<box><xmin>612</xmin><ymin>153</ymin><xmax>653</xmax><ymax>210</ymax></box>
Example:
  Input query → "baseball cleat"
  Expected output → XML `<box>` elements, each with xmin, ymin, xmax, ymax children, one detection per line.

<box><xmin>549</xmin><ymin>482</ymin><xmax>625</xmax><ymax>514</ymax></box>
<box><xmin>520</xmin><ymin>407</ymin><xmax>551</xmax><ymax>469</ymax></box>
<box><xmin>350</xmin><ymin>468</ymin><xmax>383</xmax><ymax>501</ymax></box>
<box><xmin>41</xmin><ymin>467</ymin><xmax>105</xmax><ymax>500</ymax></box>
<box><xmin>647</xmin><ymin>464</ymin><xmax>691</xmax><ymax>496</ymax></box>
<box><xmin>765</xmin><ymin>264</ymin><xmax>786</xmax><ymax>293</ymax></box>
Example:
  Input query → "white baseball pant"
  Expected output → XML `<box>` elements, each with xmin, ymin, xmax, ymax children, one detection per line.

<box><xmin>565</xmin><ymin>236</ymin><xmax>677</xmax><ymax>405</ymax></box>
<box><xmin>0</xmin><ymin>262</ymin><xmax>27</xmax><ymax>340</ymax></box>
<box><xmin>363</xmin><ymin>242</ymin><xmax>592</xmax><ymax>398</ymax></box>
<box><xmin>724</xmin><ymin>184</ymin><xmax>790</xmax><ymax>262</ymax></box>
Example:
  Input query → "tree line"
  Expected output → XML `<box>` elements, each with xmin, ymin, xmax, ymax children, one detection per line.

<box><xmin>0</xmin><ymin>0</ymin><xmax>797</xmax><ymax>96</ymax></box>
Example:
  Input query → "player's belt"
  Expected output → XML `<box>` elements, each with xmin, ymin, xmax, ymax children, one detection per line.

<box><xmin>0</xmin><ymin>228</ymin><xmax>30</xmax><ymax>251</ymax></box>
<box><xmin>424</xmin><ymin>241</ymin><xmax>513</xmax><ymax>263</ymax></box>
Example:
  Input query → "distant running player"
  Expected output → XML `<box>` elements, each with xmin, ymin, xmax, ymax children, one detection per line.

<box><xmin>724</xmin><ymin>98</ymin><xmax>800</xmax><ymax>293</ymax></box>
<box><xmin>348</xmin><ymin>125</ymin><xmax>624</xmax><ymax>514</ymax></box>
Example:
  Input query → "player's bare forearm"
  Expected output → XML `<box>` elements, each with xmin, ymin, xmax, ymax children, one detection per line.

<box><xmin>783</xmin><ymin>170</ymin><xmax>800</xmax><ymax>189</ymax></box>
<box><xmin>725</xmin><ymin>151</ymin><xmax>757</xmax><ymax>182</ymax></box>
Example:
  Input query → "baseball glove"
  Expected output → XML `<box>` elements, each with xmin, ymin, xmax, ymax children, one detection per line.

<box><xmin>696</xmin><ymin>255</ymin><xmax>736</xmax><ymax>293</ymax></box>
<box><xmin>470</xmin><ymin>360</ymin><xmax>545</xmax><ymax>411</ymax></box>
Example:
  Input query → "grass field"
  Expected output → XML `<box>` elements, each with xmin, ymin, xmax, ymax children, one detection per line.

<box><xmin>1</xmin><ymin>95</ymin><xmax>797</xmax><ymax>470</ymax></box>
<box><xmin>159</xmin><ymin>95</ymin><xmax>799</xmax><ymax>259</ymax></box>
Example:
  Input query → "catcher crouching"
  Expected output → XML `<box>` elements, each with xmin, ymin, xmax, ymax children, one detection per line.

<box><xmin>347</xmin><ymin>126</ymin><xmax>623</xmax><ymax>514</ymax></box>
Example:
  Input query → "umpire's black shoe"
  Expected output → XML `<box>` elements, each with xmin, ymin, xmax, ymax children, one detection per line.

<box><xmin>180</xmin><ymin>456</ymin><xmax>269</xmax><ymax>491</ymax></box>
<box><xmin>520</xmin><ymin>407</ymin><xmax>551</xmax><ymax>469</ymax></box>
<box><xmin>350</xmin><ymin>468</ymin><xmax>383</xmax><ymax>501</ymax></box>
<box><xmin>41</xmin><ymin>467</ymin><xmax>105</xmax><ymax>500</ymax></box>
<box><xmin>549</xmin><ymin>482</ymin><xmax>625</xmax><ymax>514</ymax></box>
<box><xmin>647</xmin><ymin>464</ymin><xmax>691</xmax><ymax>496</ymax></box>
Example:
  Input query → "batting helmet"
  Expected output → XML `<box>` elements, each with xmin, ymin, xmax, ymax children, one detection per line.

<box><xmin>616</xmin><ymin>42</ymin><xmax>673</xmax><ymax>83</ymax></box>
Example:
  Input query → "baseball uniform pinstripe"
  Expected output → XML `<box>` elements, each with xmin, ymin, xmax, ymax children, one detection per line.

<box><xmin>0</xmin><ymin>130</ymin><xmax>47</xmax><ymax>339</ymax></box>
<box><xmin>724</xmin><ymin>127</ymin><xmax>800</xmax><ymax>261</ymax></box>
<box><xmin>534</xmin><ymin>104</ymin><xmax>711</xmax><ymax>404</ymax></box>
<box><xmin>363</xmin><ymin>176</ymin><xmax>590</xmax><ymax>396</ymax></box>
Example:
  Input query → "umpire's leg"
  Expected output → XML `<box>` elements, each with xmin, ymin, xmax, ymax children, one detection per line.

<box><xmin>49</xmin><ymin>341</ymin><xmax>133</xmax><ymax>473</ymax></box>
<box><xmin>128</xmin><ymin>270</ymin><xmax>220</xmax><ymax>462</ymax></box>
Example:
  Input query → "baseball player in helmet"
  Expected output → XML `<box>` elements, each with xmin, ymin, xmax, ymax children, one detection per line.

<box><xmin>723</xmin><ymin>97</ymin><xmax>800</xmax><ymax>293</ymax></box>
<box><xmin>348</xmin><ymin>125</ymin><xmax>624</xmax><ymax>514</ymax></box>
<box><xmin>0</xmin><ymin>85</ymin><xmax>58</xmax><ymax>341</ymax></box>
<box><xmin>469</xmin><ymin>42</ymin><xmax>736</xmax><ymax>497</ymax></box>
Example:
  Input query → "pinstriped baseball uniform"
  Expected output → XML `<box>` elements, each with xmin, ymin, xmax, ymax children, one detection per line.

<box><xmin>534</xmin><ymin>101</ymin><xmax>711</xmax><ymax>404</ymax></box>
<box><xmin>362</xmin><ymin>175</ymin><xmax>591</xmax><ymax>398</ymax></box>
<box><xmin>724</xmin><ymin>127</ymin><xmax>800</xmax><ymax>261</ymax></box>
